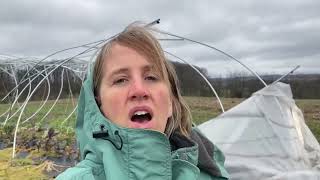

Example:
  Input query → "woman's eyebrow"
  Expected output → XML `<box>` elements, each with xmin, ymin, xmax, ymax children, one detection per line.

<box><xmin>142</xmin><ymin>65</ymin><xmax>153</xmax><ymax>72</ymax></box>
<box><xmin>108</xmin><ymin>65</ymin><xmax>154</xmax><ymax>77</ymax></box>
<box><xmin>108</xmin><ymin>68</ymin><xmax>129</xmax><ymax>77</ymax></box>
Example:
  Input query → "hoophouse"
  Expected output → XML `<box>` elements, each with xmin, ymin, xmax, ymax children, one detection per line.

<box><xmin>199</xmin><ymin>82</ymin><xmax>320</xmax><ymax>179</ymax></box>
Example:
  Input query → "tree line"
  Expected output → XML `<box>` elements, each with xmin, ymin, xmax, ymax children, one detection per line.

<box><xmin>172</xmin><ymin>62</ymin><xmax>320</xmax><ymax>99</ymax></box>
<box><xmin>1</xmin><ymin>62</ymin><xmax>319</xmax><ymax>103</ymax></box>
<box><xmin>0</xmin><ymin>65</ymin><xmax>82</xmax><ymax>103</ymax></box>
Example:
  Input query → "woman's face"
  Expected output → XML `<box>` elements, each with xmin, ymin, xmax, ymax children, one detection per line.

<box><xmin>97</xmin><ymin>44</ymin><xmax>172</xmax><ymax>133</ymax></box>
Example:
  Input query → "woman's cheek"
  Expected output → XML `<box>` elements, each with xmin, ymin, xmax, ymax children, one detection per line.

<box><xmin>158</xmin><ymin>88</ymin><xmax>172</xmax><ymax>111</ymax></box>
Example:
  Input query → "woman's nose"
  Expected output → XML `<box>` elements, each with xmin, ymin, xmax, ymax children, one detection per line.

<box><xmin>128</xmin><ymin>79</ymin><xmax>149</xmax><ymax>101</ymax></box>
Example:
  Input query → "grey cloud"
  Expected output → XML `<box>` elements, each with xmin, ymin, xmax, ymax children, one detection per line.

<box><xmin>0</xmin><ymin>0</ymin><xmax>319</xmax><ymax>75</ymax></box>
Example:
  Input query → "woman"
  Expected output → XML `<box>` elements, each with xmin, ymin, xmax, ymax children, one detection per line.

<box><xmin>57</xmin><ymin>24</ymin><xmax>229</xmax><ymax>180</ymax></box>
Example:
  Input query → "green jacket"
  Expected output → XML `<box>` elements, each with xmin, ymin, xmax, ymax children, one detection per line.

<box><xmin>56</xmin><ymin>73</ymin><xmax>229</xmax><ymax>180</ymax></box>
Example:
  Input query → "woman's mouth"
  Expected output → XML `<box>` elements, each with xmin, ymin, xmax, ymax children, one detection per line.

<box><xmin>129</xmin><ymin>107</ymin><xmax>154</xmax><ymax>129</ymax></box>
<box><xmin>131</xmin><ymin>111</ymin><xmax>152</xmax><ymax>122</ymax></box>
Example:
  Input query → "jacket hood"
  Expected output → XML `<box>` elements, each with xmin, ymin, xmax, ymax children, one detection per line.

<box><xmin>74</xmin><ymin>71</ymin><xmax>229</xmax><ymax>179</ymax></box>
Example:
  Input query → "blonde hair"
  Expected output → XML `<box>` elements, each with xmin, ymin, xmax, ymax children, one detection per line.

<box><xmin>93</xmin><ymin>24</ymin><xmax>192</xmax><ymax>137</ymax></box>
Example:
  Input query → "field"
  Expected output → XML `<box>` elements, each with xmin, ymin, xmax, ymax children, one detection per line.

<box><xmin>0</xmin><ymin>97</ymin><xmax>319</xmax><ymax>141</ymax></box>
<box><xmin>0</xmin><ymin>97</ymin><xmax>319</xmax><ymax>140</ymax></box>
<box><xmin>0</xmin><ymin>97</ymin><xmax>319</xmax><ymax>179</ymax></box>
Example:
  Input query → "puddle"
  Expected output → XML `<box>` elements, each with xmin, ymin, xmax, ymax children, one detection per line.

<box><xmin>16</xmin><ymin>151</ymin><xmax>29</xmax><ymax>158</ymax></box>
<box><xmin>0</xmin><ymin>142</ymin><xmax>5</xmax><ymax>150</ymax></box>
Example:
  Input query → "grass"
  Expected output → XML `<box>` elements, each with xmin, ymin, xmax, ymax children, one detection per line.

<box><xmin>0</xmin><ymin>148</ymin><xmax>46</xmax><ymax>179</ymax></box>
<box><xmin>296</xmin><ymin>99</ymin><xmax>320</xmax><ymax>141</ymax></box>
<box><xmin>0</xmin><ymin>98</ymin><xmax>77</xmax><ymax>128</ymax></box>
<box><xmin>184</xmin><ymin>97</ymin><xmax>244</xmax><ymax>124</ymax></box>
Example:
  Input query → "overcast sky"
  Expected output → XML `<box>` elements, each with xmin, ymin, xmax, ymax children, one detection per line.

<box><xmin>1</xmin><ymin>0</ymin><xmax>319</xmax><ymax>77</ymax></box>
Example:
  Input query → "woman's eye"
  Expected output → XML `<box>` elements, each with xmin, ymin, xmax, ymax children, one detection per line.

<box><xmin>113</xmin><ymin>78</ymin><xmax>128</xmax><ymax>85</ymax></box>
<box><xmin>145</xmin><ymin>75</ymin><xmax>158</xmax><ymax>81</ymax></box>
